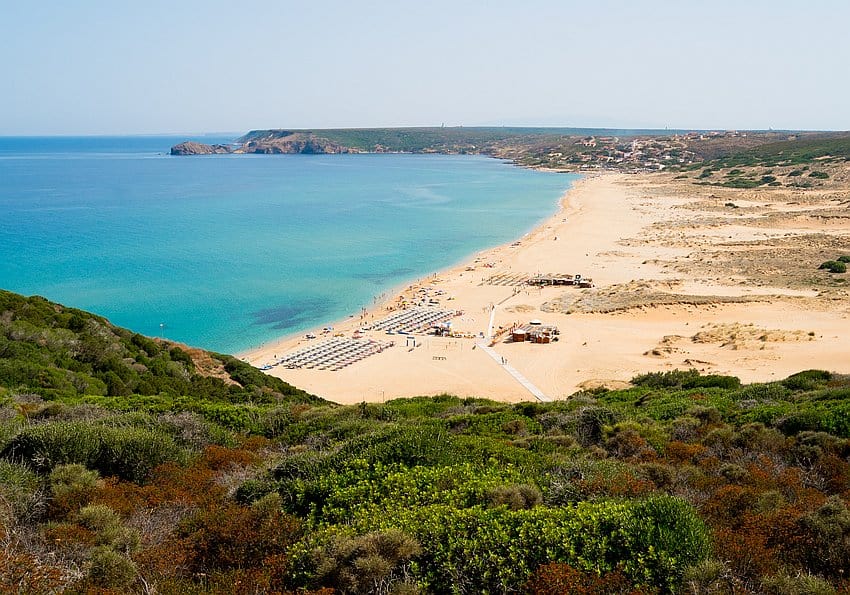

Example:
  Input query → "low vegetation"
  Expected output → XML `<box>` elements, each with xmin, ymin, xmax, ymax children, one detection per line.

<box><xmin>2</xmin><ymin>291</ymin><xmax>850</xmax><ymax>593</ymax></box>
<box><xmin>692</xmin><ymin>134</ymin><xmax>850</xmax><ymax>170</ymax></box>
<box><xmin>819</xmin><ymin>260</ymin><xmax>848</xmax><ymax>274</ymax></box>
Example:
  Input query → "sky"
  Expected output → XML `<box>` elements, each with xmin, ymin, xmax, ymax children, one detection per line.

<box><xmin>2</xmin><ymin>0</ymin><xmax>849</xmax><ymax>135</ymax></box>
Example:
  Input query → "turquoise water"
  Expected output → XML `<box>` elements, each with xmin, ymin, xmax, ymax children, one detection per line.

<box><xmin>0</xmin><ymin>136</ymin><xmax>578</xmax><ymax>353</ymax></box>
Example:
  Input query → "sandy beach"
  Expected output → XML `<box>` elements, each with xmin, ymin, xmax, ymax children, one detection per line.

<box><xmin>244</xmin><ymin>167</ymin><xmax>850</xmax><ymax>404</ymax></box>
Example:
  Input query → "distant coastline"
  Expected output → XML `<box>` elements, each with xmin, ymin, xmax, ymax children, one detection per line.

<box><xmin>169</xmin><ymin>126</ymin><xmax>850</xmax><ymax>173</ymax></box>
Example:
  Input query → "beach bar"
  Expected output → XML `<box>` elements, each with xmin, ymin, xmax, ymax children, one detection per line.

<box><xmin>512</xmin><ymin>322</ymin><xmax>559</xmax><ymax>343</ymax></box>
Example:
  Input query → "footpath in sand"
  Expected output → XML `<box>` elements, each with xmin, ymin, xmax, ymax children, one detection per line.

<box><xmin>244</xmin><ymin>167</ymin><xmax>850</xmax><ymax>404</ymax></box>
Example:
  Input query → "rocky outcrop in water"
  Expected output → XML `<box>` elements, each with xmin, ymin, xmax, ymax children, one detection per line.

<box><xmin>170</xmin><ymin>141</ymin><xmax>233</xmax><ymax>155</ymax></box>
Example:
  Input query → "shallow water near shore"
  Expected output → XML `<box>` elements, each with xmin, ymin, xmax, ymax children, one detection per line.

<box><xmin>0</xmin><ymin>136</ymin><xmax>577</xmax><ymax>353</ymax></box>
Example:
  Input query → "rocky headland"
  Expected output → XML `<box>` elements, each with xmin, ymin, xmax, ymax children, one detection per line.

<box><xmin>170</xmin><ymin>141</ymin><xmax>233</xmax><ymax>155</ymax></box>
<box><xmin>170</xmin><ymin>132</ymin><xmax>353</xmax><ymax>155</ymax></box>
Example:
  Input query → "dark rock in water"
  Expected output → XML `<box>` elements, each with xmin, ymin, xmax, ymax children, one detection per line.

<box><xmin>170</xmin><ymin>141</ymin><xmax>233</xmax><ymax>155</ymax></box>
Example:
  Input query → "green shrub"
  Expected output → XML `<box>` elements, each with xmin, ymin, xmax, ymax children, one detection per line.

<box><xmin>793</xmin><ymin>496</ymin><xmax>850</xmax><ymax>580</ymax></box>
<box><xmin>48</xmin><ymin>463</ymin><xmax>100</xmax><ymax>517</ymax></box>
<box><xmin>0</xmin><ymin>460</ymin><xmax>42</xmax><ymax>521</ymax></box>
<box><xmin>784</xmin><ymin>370</ymin><xmax>832</xmax><ymax>391</ymax></box>
<box><xmin>76</xmin><ymin>504</ymin><xmax>140</xmax><ymax>553</ymax></box>
<box><xmin>809</xmin><ymin>171</ymin><xmax>830</xmax><ymax>179</ymax></box>
<box><xmin>761</xmin><ymin>571</ymin><xmax>835</xmax><ymax>595</ymax></box>
<box><xmin>838</xmin><ymin>255</ymin><xmax>850</xmax><ymax>263</ymax></box>
<box><xmin>345</xmin><ymin>495</ymin><xmax>709</xmax><ymax>592</ymax></box>
<box><xmin>818</xmin><ymin>260</ymin><xmax>846</xmax><ymax>273</ymax></box>
<box><xmin>85</xmin><ymin>546</ymin><xmax>138</xmax><ymax>589</ymax></box>
<box><xmin>734</xmin><ymin>382</ymin><xmax>790</xmax><ymax>401</ymax></box>
<box><xmin>632</xmin><ymin>369</ymin><xmax>701</xmax><ymax>388</ymax></box>
<box><xmin>687</xmin><ymin>374</ymin><xmax>741</xmax><ymax>390</ymax></box>
<box><xmin>2</xmin><ymin>422</ymin><xmax>184</xmax><ymax>482</ymax></box>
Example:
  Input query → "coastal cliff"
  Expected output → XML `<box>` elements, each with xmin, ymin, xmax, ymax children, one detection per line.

<box><xmin>242</xmin><ymin>132</ymin><xmax>352</xmax><ymax>154</ymax></box>
<box><xmin>170</xmin><ymin>132</ymin><xmax>352</xmax><ymax>155</ymax></box>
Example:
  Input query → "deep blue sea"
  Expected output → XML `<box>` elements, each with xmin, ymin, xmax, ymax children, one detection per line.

<box><xmin>0</xmin><ymin>136</ymin><xmax>578</xmax><ymax>354</ymax></box>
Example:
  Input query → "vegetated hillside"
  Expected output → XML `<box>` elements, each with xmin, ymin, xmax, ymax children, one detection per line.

<box><xmin>0</xmin><ymin>289</ymin><xmax>319</xmax><ymax>406</ymax></box>
<box><xmin>690</xmin><ymin>132</ymin><xmax>850</xmax><ymax>170</ymax></box>
<box><xmin>670</xmin><ymin>133</ymin><xmax>850</xmax><ymax>190</ymax></box>
<box><xmin>2</xmin><ymin>292</ymin><xmax>850</xmax><ymax>593</ymax></box>
<box><xmin>238</xmin><ymin>127</ymin><xmax>679</xmax><ymax>152</ymax></box>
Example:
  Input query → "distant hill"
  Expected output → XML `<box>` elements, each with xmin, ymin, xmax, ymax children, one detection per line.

<box><xmin>0</xmin><ymin>289</ymin><xmax>319</xmax><ymax>405</ymax></box>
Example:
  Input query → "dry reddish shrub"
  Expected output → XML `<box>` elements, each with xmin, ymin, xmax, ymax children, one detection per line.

<box><xmin>42</xmin><ymin>522</ymin><xmax>98</xmax><ymax>550</ymax></box>
<box><xmin>665</xmin><ymin>441</ymin><xmax>707</xmax><ymax>464</ymax></box>
<box><xmin>177</xmin><ymin>498</ymin><xmax>302</xmax><ymax>574</ymax></box>
<box><xmin>702</xmin><ymin>485</ymin><xmax>762</xmax><ymax>527</ymax></box>
<box><xmin>0</xmin><ymin>550</ymin><xmax>69</xmax><ymax>594</ymax></box>
<box><xmin>201</xmin><ymin>444</ymin><xmax>260</xmax><ymax>471</ymax></box>
<box><xmin>815</xmin><ymin>454</ymin><xmax>850</xmax><ymax>495</ymax></box>
<box><xmin>713</xmin><ymin>525</ymin><xmax>778</xmax><ymax>583</ymax></box>
<box><xmin>524</xmin><ymin>562</ymin><xmax>647</xmax><ymax>594</ymax></box>
<box><xmin>90</xmin><ymin>444</ymin><xmax>262</xmax><ymax>516</ymax></box>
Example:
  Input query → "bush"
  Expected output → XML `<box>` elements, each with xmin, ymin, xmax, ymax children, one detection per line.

<box><xmin>760</xmin><ymin>571</ymin><xmax>836</xmax><ymax>594</ymax></box>
<box><xmin>85</xmin><ymin>545</ymin><xmax>138</xmax><ymax>589</ymax></box>
<box><xmin>809</xmin><ymin>171</ymin><xmax>830</xmax><ymax>179</ymax></box>
<box><xmin>178</xmin><ymin>493</ymin><xmax>302</xmax><ymax>573</ymax></box>
<box><xmin>305</xmin><ymin>529</ymin><xmax>421</xmax><ymax>594</ymax></box>
<box><xmin>792</xmin><ymin>496</ymin><xmax>850</xmax><ymax>579</ymax></box>
<box><xmin>838</xmin><ymin>255</ymin><xmax>850</xmax><ymax>263</ymax></box>
<box><xmin>349</xmin><ymin>495</ymin><xmax>709</xmax><ymax>592</ymax></box>
<box><xmin>632</xmin><ymin>369</ymin><xmax>701</xmax><ymax>389</ymax></box>
<box><xmin>486</xmin><ymin>484</ymin><xmax>542</xmax><ymax>510</ymax></box>
<box><xmin>525</xmin><ymin>562</ymin><xmax>641</xmax><ymax>594</ymax></box>
<box><xmin>48</xmin><ymin>463</ymin><xmax>100</xmax><ymax>518</ymax></box>
<box><xmin>783</xmin><ymin>370</ymin><xmax>832</xmax><ymax>391</ymax></box>
<box><xmin>2</xmin><ymin>422</ymin><xmax>184</xmax><ymax>482</ymax></box>
<box><xmin>818</xmin><ymin>260</ymin><xmax>846</xmax><ymax>273</ymax></box>
<box><xmin>0</xmin><ymin>460</ymin><xmax>42</xmax><ymax>521</ymax></box>
<box><xmin>686</xmin><ymin>375</ymin><xmax>741</xmax><ymax>390</ymax></box>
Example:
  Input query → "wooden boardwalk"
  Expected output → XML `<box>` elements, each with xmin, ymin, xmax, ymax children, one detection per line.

<box><xmin>477</xmin><ymin>343</ymin><xmax>551</xmax><ymax>402</ymax></box>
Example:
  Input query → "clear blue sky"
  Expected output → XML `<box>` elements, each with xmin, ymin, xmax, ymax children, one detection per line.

<box><xmin>2</xmin><ymin>0</ymin><xmax>848</xmax><ymax>134</ymax></box>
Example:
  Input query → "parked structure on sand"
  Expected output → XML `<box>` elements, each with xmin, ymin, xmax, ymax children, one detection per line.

<box><xmin>528</xmin><ymin>273</ymin><xmax>594</xmax><ymax>288</ymax></box>
<box><xmin>511</xmin><ymin>321</ymin><xmax>560</xmax><ymax>344</ymax></box>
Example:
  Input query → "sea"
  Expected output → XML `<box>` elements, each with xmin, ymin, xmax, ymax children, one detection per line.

<box><xmin>0</xmin><ymin>136</ymin><xmax>578</xmax><ymax>354</ymax></box>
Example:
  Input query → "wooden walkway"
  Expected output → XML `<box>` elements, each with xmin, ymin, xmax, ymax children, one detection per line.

<box><xmin>477</xmin><ymin>343</ymin><xmax>551</xmax><ymax>402</ymax></box>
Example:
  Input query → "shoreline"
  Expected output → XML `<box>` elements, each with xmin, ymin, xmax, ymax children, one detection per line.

<box><xmin>239</xmin><ymin>173</ymin><xmax>590</xmax><ymax>362</ymax></box>
<box><xmin>246</xmin><ymin>167</ymin><xmax>850</xmax><ymax>405</ymax></box>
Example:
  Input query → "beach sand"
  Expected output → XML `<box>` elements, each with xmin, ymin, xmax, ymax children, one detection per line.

<box><xmin>244</xmin><ymin>168</ymin><xmax>850</xmax><ymax>404</ymax></box>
